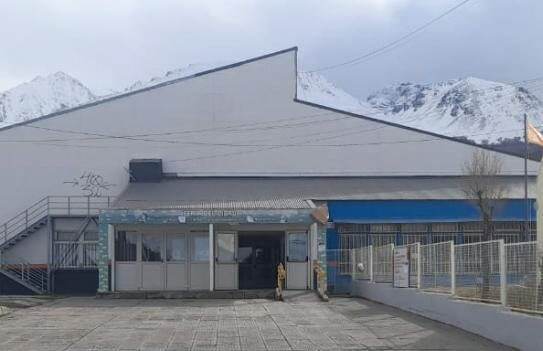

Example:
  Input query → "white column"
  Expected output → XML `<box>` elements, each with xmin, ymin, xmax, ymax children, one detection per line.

<box><xmin>108</xmin><ymin>224</ymin><xmax>115</xmax><ymax>292</ymax></box>
<box><xmin>209</xmin><ymin>223</ymin><xmax>214</xmax><ymax>291</ymax></box>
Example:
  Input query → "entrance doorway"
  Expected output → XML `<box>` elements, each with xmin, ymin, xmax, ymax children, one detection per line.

<box><xmin>238</xmin><ymin>232</ymin><xmax>284</xmax><ymax>289</ymax></box>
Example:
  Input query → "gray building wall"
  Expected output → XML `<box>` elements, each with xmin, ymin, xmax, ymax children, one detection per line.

<box><xmin>0</xmin><ymin>48</ymin><xmax>537</xmax><ymax>225</ymax></box>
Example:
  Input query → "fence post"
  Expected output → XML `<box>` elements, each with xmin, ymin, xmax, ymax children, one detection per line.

<box><xmin>369</xmin><ymin>245</ymin><xmax>373</xmax><ymax>282</ymax></box>
<box><xmin>450</xmin><ymin>241</ymin><xmax>456</xmax><ymax>295</ymax></box>
<box><xmin>416</xmin><ymin>242</ymin><xmax>422</xmax><ymax>289</ymax></box>
<box><xmin>25</xmin><ymin>210</ymin><xmax>28</xmax><ymax>230</ymax></box>
<box><xmin>67</xmin><ymin>197</ymin><xmax>71</xmax><ymax>216</ymax></box>
<box><xmin>87</xmin><ymin>196</ymin><xmax>91</xmax><ymax>216</ymax></box>
<box><xmin>350</xmin><ymin>248</ymin><xmax>356</xmax><ymax>279</ymax></box>
<box><xmin>391</xmin><ymin>243</ymin><xmax>395</xmax><ymax>284</ymax></box>
<box><xmin>499</xmin><ymin>239</ymin><xmax>507</xmax><ymax>306</ymax></box>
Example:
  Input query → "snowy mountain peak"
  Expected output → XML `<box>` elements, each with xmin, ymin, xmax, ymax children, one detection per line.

<box><xmin>297</xmin><ymin>72</ymin><xmax>375</xmax><ymax>115</ymax></box>
<box><xmin>366</xmin><ymin>77</ymin><xmax>543</xmax><ymax>142</ymax></box>
<box><xmin>0</xmin><ymin>72</ymin><xmax>96</xmax><ymax>125</ymax></box>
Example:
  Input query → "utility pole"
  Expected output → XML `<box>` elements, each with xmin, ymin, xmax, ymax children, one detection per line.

<box><xmin>524</xmin><ymin>113</ymin><xmax>529</xmax><ymax>241</ymax></box>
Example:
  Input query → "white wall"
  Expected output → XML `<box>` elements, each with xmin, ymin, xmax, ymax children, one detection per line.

<box><xmin>352</xmin><ymin>280</ymin><xmax>543</xmax><ymax>351</ymax></box>
<box><xmin>0</xmin><ymin>48</ymin><xmax>537</xmax><ymax>223</ymax></box>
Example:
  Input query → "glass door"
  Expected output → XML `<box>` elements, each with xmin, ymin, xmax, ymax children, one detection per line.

<box><xmin>214</xmin><ymin>232</ymin><xmax>238</xmax><ymax>290</ymax></box>
<box><xmin>286</xmin><ymin>232</ymin><xmax>308</xmax><ymax>289</ymax></box>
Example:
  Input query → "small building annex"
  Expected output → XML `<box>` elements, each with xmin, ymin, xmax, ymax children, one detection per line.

<box><xmin>0</xmin><ymin>47</ymin><xmax>537</xmax><ymax>295</ymax></box>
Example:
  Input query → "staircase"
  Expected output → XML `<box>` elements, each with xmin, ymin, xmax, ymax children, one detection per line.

<box><xmin>0</xmin><ymin>196</ymin><xmax>113</xmax><ymax>294</ymax></box>
<box><xmin>0</xmin><ymin>255</ymin><xmax>48</xmax><ymax>294</ymax></box>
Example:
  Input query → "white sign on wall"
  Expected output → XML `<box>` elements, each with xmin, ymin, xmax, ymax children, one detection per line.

<box><xmin>394</xmin><ymin>246</ymin><xmax>409</xmax><ymax>288</ymax></box>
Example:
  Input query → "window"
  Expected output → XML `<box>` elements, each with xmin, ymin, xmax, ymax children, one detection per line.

<box><xmin>166</xmin><ymin>234</ymin><xmax>186</xmax><ymax>262</ymax></box>
<box><xmin>287</xmin><ymin>232</ymin><xmax>307</xmax><ymax>262</ymax></box>
<box><xmin>216</xmin><ymin>233</ymin><xmax>235</xmax><ymax>263</ymax></box>
<box><xmin>56</xmin><ymin>231</ymin><xmax>79</xmax><ymax>241</ymax></box>
<box><xmin>142</xmin><ymin>234</ymin><xmax>162</xmax><ymax>262</ymax></box>
<box><xmin>115</xmin><ymin>231</ymin><xmax>138</xmax><ymax>262</ymax></box>
<box><xmin>191</xmin><ymin>234</ymin><xmax>209</xmax><ymax>262</ymax></box>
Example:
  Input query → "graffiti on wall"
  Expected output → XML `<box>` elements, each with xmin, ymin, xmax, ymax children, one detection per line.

<box><xmin>64</xmin><ymin>171</ymin><xmax>114</xmax><ymax>197</ymax></box>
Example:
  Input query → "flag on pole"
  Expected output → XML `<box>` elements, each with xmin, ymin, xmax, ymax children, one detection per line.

<box><xmin>527</xmin><ymin>122</ymin><xmax>543</xmax><ymax>147</ymax></box>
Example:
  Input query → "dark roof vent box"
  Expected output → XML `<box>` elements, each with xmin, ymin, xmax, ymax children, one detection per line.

<box><xmin>129</xmin><ymin>159</ymin><xmax>163</xmax><ymax>183</ymax></box>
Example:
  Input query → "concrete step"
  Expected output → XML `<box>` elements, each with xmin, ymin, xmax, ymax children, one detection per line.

<box><xmin>97</xmin><ymin>289</ymin><xmax>277</xmax><ymax>299</ymax></box>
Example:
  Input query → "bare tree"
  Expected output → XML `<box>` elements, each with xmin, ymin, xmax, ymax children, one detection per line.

<box><xmin>462</xmin><ymin>150</ymin><xmax>508</xmax><ymax>242</ymax></box>
<box><xmin>462</xmin><ymin>150</ymin><xmax>508</xmax><ymax>300</ymax></box>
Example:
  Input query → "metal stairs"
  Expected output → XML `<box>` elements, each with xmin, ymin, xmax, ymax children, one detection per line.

<box><xmin>0</xmin><ymin>196</ymin><xmax>113</xmax><ymax>294</ymax></box>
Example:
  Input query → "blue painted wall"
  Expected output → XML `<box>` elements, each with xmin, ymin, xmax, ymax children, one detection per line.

<box><xmin>328</xmin><ymin>199</ymin><xmax>535</xmax><ymax>223</ymax></box>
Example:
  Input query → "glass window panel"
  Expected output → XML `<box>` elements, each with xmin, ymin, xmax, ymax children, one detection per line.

<box><xmin>115</xmin><ymin>231</ymin><xmax>138</xmax><ymax>262</ymax></box>
<box><xmin>192</xmin><ymin>234</ymin><xmax>209</xmax><ymax>262</ymax></box>
<box><xmin>142</xmin><ymin>234</ymin><xmax>162</xmax><ymax>262</ymax></box>
<box><xmin>166</xmin><ymin>234</ymin><xmax>186</xmax><ymax>261</ymax></box>
<box><xmin>238</xmin><ymin>247</ymin><xmax>252</xmax><ymax>264</ymax></box>
<box><xmin>56</xmin><ymin>231</ymin><xmax>79</xmax><ymax>241</ymax></box>
<box><xmin>217</xmin><ymin>233</ymin><xmax>235</xmax><ymax>263</ymax></box>
<box><xmin>288</xmin><ymin>232</ymin><xmax>307</xmax><ymax>262</ymax></box>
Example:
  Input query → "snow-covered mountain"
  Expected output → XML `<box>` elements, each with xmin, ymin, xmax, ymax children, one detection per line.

<box><xmin>0</xmin><ymin>72</ymin><xmax>95</xmax><ymax>125</ymax></box>
<box><xmin>2</xmin><ymin>65</ymin><xmax>542</xmax><ymax>147</ymax></box>
<box><xmin>297</xmin><ymin>72</ymin><xmax>376</xmax><ymax>116</ymax></box>
<box><xmin>365</xmin><ymin>77</ymin><xmax>543</xmax><ymax>143</ymax></box>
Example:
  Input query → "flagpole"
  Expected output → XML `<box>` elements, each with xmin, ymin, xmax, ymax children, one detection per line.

<box><xmin>524</xmin><ymin>113</ymin><xmax>529</xmax><ymax>241</ymax></box>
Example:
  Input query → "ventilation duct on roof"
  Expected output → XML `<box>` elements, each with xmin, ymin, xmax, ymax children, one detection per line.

<box><xmin>129</xmin><ymin>159</ymin><xmax>162</xmax><ymax>183</ymax></box>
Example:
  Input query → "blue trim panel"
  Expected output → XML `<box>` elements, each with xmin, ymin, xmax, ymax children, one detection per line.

<box><xmin>328</xmin><ymin>199</ymin><xmax>536</xmax><ymax>223</ymax></box>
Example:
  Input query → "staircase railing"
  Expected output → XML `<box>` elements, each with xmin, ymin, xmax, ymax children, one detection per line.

<box><xmin>1</xmin><ymin>196</ymin><xmax>114</xmax><ymax>247</ymax></box>
<box><xmin>0</xmin><ymin>253</ymin><xmax>48</xmax><ymax>293</ymax></box>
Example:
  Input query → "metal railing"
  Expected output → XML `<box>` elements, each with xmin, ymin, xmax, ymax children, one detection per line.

<box><xmin>350</xmin><ymin>239</ymin><xmax>543</xmax><ymax>315</ymax></box>
<box><xmin>1</xmin><ymin>196</ymin><xmax>113</xmax><ymax>247</ymax></box>
<box><xmin>53</xmin><ymin>242</ymin><xmax>98</xmax><ymax>268</ymax></box>
<box><xmin>0</xmin><ymin>253</ymin><xmax>48</xmax><ymax>293</ymax></box>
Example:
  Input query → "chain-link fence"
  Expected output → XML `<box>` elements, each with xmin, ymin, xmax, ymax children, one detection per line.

<box><xmin>420</xmin><ymin>241</ymin><xmax>453</xmax><ymax>293</ymax></box>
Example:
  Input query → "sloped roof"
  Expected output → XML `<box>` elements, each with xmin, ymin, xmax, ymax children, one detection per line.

<box><xmin>111</xmin><ymin>176</ymin><xmax>536</xmax><ymax>210</ymax></box>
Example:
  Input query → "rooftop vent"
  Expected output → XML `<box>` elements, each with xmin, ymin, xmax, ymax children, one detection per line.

<box><xmin>129</xmin><ymin>159</ymin><xmax>162</xmax><ymax>183</ymax></box>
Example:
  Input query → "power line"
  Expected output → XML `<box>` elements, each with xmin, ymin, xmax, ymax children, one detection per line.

<box><xmin>305</xmin><ymin>0</ymin><xmax>474</xmax><ymax>73</ymax></box>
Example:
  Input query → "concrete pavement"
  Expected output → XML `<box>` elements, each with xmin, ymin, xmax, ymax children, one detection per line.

<box><xmin>0</xmin><ymin>292</ymin><xmax>513</xmax><ymax>350</ymax></box>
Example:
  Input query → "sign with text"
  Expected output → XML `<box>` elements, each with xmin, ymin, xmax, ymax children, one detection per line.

<box><xmin>393</xmin><ymin>246</ymin><xmax>409</xmax><ymax>288</ymax></box>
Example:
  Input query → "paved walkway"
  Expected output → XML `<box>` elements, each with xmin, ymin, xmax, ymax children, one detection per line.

<box><xmin>0</xmin><ymin>292</ymin><xmax>512</xmax><ymax>350</ymax></box>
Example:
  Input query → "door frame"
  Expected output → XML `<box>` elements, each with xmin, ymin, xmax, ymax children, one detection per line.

<box><xmin>285</xmin><ymin>231</ymin><xmax>309</xmax><ymax>290</ymax></box>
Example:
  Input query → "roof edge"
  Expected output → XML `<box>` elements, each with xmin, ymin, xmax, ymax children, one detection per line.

<box><xmin>293</xmin><ymin>98</ymin><xmax>535</xmax><ymax>162</ymax></box>
<box><xmin>0</xmin><ymin>47</ymin><xmax>298</xmax><ymax>133</ymax></box>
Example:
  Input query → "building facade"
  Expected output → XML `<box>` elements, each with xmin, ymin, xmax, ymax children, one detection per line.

<box><xmin>0</xmin><ymin>47</ymin><xmax>538</xmax><ymax>295</ymax></box>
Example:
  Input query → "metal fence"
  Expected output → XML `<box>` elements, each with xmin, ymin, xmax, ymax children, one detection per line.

<box><xmin>53</xmin><ymin>242</ymin><xmax>98</xmax><ymax>268</ymax></box>
<box><xmin>505</xmin><ymin>241</ymin><xmax>541</xmax><ymax>312</ymax></box>
<box><xmin>352</xmin><ymin>246</ymin><xmax>372</xmax><ymax>281</ymax></box>
<box><xmin>455</xmin><ymin>240</ymin><xmax>503</xmax><ymax>303</ymax></box>
<box><xmin>372</xmin><ymin>244</ymin><xmax>394</xmax><ymax>283</ymax></box>
<box><xmin>348</xmin><ymin>239</ymin><xmax>542</xmax><ymax>315</ymax></box>
<box><xmin>420</xmin><ymin>241</ymin><xmax>453</xmax><ymax>293</ymax></box>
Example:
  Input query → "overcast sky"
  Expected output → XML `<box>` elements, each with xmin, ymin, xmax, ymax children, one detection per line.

<box><xmin>2</xmin><ymin>0</ymin><xmax>543</xmax><ymax>99</ymax></box>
